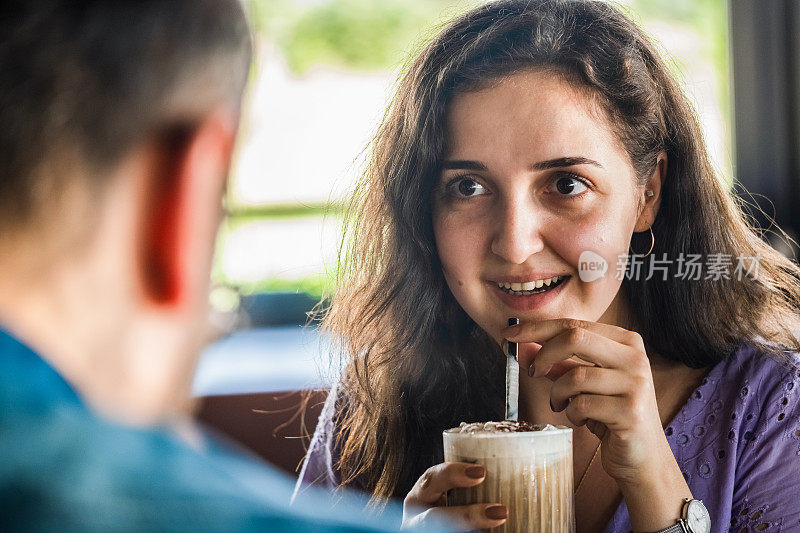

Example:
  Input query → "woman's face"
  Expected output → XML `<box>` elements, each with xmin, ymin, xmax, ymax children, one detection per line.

<box><xmin>432</xmin><ymin>70</ymin><xmax>662</xmax><ymax>343</ymax></box>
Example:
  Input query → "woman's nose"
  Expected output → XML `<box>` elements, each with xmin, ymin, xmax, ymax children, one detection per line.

<box><xmin>490</xmin><ymin>201</ymin><xmax>545</xmax><ymax>264</ymax></box>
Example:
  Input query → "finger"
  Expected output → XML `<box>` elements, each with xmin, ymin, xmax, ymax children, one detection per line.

<box><xmin>540</xmin><ymin>358</ymin><xmax>591</xmax><ymax>380</ymax></box>
<box><xmin>508</xmin><ymin>340</ymin><xmax>586</xmax><ymax>378</ymax></box>
<box><xmin>531</xmin><ymin>327</ymin><xmax>637</xmax><ymax>378</ymax></box>
<box><xmin>549</xmin><ymin>366</ymin><xmax>633</xmax><ymax>412</ymax></box>
<box><xmin>405</xmin><ymin>504</ymin><xmax>508</xmax><ymax>531</ymax></box>
<box><xmin>513</xmin><ymin>341</ymin><xmax>541</xmax><ymax>371</ymax></box>
<box><xmin>503</xmin><ymin>318</ymin><xmax>644</xmax><ymax>350</ymax></box>
<box><xmin>405</xmin><ymin>463</ymin><xmax>486</xmax><ymax>507</ymax></box>
<box><xmin>563</xmin><ymin>393</ymin><xmax>627</xmax><ymax>429</ymax></box>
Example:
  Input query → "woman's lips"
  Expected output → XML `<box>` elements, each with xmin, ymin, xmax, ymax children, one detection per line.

<box><xmin>487</xmin><ymin>276</ymin><xmax>570</xmax><ymax>312</ymax></box>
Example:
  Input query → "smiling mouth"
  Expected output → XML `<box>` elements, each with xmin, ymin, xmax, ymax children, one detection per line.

<box><xmin>494</xmin><ymin>275</ymin><xmax>569</xmax><ymax>296</ymax></box>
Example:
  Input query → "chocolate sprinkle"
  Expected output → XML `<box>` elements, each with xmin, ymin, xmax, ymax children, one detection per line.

<box><xmin>455</xmin><ymin>420</ymin><xmax>559</xmax><ymax>433</ymax></box>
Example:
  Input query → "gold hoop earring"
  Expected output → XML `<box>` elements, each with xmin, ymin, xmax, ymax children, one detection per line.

<box><xmin>630</xmin><ymin>226</ymin><xmax>654</xmax><ymax>258</ymax></box>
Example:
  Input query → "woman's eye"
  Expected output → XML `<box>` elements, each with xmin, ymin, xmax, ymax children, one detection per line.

<box><xmin>447</xmin><ymin>177</ymin><xmax>487</xmax><ymax>198</ymax></box>
<box><xmin>552</xmin><ymin>174</ymin><xmax>589</xmax><ymax>197</ymax></box>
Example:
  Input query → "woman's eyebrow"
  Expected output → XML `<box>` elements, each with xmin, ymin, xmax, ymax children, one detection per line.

<box><xmin>440</xmin><ymin>156</ymin><xmax>603</xmax><ymax>171</ymax></box>
<box><xmin>441</xmin><ymin>160</ymin><xmax>488</xmax><ymax>171</ymax></box>
<box><xmin>532</xmin><ymin>156</ymin><xmax>604</xmax><ymax>170</ymax></box>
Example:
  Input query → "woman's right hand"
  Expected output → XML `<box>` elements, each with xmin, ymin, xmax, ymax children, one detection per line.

<box><xmin>401</xmin><ymin>462</ymin><xmax>508</xmax><ymax>530</ymax></box>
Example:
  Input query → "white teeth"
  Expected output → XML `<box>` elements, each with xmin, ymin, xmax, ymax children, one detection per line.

<box><xmin>497</xmin><ymin>275</ymin><xmax>564</xmax><ymax>293</ymax></box>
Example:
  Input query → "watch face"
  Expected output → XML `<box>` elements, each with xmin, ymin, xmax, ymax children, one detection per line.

<box><xmin>685</xmin><ymin>500</ymin><xmax>711</xmax><ymax>533</ymax></box>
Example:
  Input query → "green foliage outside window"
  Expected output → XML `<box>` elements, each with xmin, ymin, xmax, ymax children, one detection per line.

<box><xmin>627</xmin><ymin>0</ymin><xmax>730</xmax><ymax>131</ymax></box>
<box><xmin>248</xmin><ymin>0</ymin><xmax>477</xmax><ymax>75</ymax></box>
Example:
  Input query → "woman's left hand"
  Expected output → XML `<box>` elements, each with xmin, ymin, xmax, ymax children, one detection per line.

<box><xmin>502</xmin><ymin>318</ymin><xmax>673</xmax><ymax>488</ymax></box>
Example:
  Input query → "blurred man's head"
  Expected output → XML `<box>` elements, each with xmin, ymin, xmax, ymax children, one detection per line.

<box><xmin>0</xmin><ymin>0</ymin><xmax>251</xmax><ymax>424</ymax></box>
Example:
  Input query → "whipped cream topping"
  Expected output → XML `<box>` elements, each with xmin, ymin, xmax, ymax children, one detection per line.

<box><xmin>452</xmin><ymin>420</ymin><xmax>560</xmax><ymax>433</ymax></box>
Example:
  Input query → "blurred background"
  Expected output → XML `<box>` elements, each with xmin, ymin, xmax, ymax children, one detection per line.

<box><xmin>193</xmin><ymin>0</ymin><xmax>800</xmax><ymax>474</ymax></box>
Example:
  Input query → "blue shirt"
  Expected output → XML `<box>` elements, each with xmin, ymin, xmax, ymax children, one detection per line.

<box><xmin>0</xmin><ymin>327</ymin><xmax>426</xmax><ymax>532</ymax></box>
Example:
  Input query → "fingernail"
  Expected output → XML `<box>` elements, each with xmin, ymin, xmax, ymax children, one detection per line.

<box><xmin>528</xmin><ymin>363</ymin><xmax>535</xmax><ymax>377</ymax></box>
<box><xmin>465</xmin><ymin>465</ymin><xmax>486</xmax><ymax>479</ymax></box>
<box><xmin>485</xmin><ymin>505</ymin><xmax>508</xmax><ymax>520</ymax></box>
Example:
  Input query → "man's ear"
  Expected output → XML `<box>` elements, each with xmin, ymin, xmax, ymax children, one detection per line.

<box><xmin>634</xmin><ymin>151</ymin><xmax>667</xmax><ymax>232</ymax></box>
<box><xmin>139</xmin><ymin>109</ymin><xmax>237</xmax><ymax>309</ymax></box>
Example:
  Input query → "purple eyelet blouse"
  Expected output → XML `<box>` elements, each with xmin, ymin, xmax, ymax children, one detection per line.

<box><xmin>294</xmin><ymin>342</ymin><xmax>800</xmax><ymax>532</ymax></box>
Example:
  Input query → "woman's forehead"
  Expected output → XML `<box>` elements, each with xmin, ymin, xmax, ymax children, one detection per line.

<box><xmin>444</xmin><ymin>71</ymin><xmax>624</xmax><ymax>166</ymax></box>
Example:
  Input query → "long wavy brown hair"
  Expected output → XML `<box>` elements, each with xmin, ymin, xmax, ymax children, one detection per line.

<box><xmin>321</xmin><ymin>0</ymin><xmax>800</xmax><ymax>501</ymax></box>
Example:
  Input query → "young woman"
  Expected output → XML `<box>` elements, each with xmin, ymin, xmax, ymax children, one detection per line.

<box><xmin>295</xmin><ymin>1</ymin><xmax>800</xmax><ymax>531</ymax></box>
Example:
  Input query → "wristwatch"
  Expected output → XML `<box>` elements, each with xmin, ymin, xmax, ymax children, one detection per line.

<box><xmin>653</xmin><ymin>499</ymin><xmax>711</xmax><ymax>533</ymax></box>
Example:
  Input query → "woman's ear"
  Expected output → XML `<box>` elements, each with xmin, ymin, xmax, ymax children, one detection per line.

<box><xmin>137</xmin><ymin>109</ymin><xmax>237</xmax><ymax>309</ymax></box>
<box><xmin>634</xmin><ymin>151</ymin><xmax>667</xmax><ymax>232</ymax></box>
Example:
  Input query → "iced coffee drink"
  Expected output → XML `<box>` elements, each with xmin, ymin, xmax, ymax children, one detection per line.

<box><xmin>443</xmin><ymin>421</ymin><xmax>574</xmax><ymax>533</ymax></box>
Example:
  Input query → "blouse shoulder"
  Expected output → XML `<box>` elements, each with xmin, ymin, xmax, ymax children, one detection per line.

<box><xmin>652</xmin><ymin>342</ymin><xmax>800</xmax><ymax>533</ymax></box>
<box><xmin>723</xmin><ymin>342</ymin><xmax>800</xmax><ymax>450</ymax></box>
<box><xmin>721</xmin><ymin>343</ymin><xmax>800</xmax><ymax>531</ymax></box>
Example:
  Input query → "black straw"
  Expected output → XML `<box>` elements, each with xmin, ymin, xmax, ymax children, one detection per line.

<box><xmin>507</xmin><ymin>317</ymin><xmax>519</xmax><ymax>361</ymax></box>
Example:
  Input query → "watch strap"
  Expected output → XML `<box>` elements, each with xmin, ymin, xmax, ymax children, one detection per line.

<box><xmin>653</xmin><ymin>522</ymin><xmax>686</xmax><ymax>533</ymax></box>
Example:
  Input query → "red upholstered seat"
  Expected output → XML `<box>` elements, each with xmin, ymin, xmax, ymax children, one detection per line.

<box><xmin>196</xmin><ymin>389</ymin><xmax>328</xmax><ymax>476</ymax></box>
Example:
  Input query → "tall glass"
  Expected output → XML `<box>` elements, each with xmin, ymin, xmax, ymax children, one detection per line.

<box><xmin>443</xmin><ymin>426</ymin><xmax>574</xmax><ymax>533</ymax></box>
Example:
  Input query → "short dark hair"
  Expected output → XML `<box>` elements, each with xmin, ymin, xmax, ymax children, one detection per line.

<box><xmin>0</xmin><ymin>0</ymin><xmax>252</xmax><ymax>230</ymax></box>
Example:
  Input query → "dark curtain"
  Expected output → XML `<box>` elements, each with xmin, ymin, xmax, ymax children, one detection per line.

<box><xmin>730</xmin><ymin>0</ymin><xmax>800</xmax><ymax>260</ymax></box>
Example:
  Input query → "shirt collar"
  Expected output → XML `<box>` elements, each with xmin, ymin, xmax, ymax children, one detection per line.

<box><xmin>0</xmin><ymin>326</ymin><xmax>84</xmax><ymax>409</ymax></box>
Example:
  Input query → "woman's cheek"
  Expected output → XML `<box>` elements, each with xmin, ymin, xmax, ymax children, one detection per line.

<box><xmin>434</xmin><ymin>214</ymin><xmax>491</xmax><ymax>312</ymax></box>
<box><xmin>437</xmin><ymin>231</ymin><xmax>481</xmax><ymax>286</ymax></box>
<box><xmin>558</xmin><ymin>217</ymin><xmax>629</xmax><ymax>318</ymax></box>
